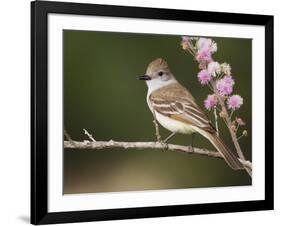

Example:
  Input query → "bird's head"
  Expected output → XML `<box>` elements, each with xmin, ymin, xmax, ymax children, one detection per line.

<box><xmin>138</xmin><ymin>58</ymin><xmax>175</xmax><ymax>83</ymax></box>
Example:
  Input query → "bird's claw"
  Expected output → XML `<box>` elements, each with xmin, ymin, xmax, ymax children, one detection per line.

<box><xmin>158</xmin><ymin>140</ymin><xmax>169</xmax><ymax>151</ymax></box>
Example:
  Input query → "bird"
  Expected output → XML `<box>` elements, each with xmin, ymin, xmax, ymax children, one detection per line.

<box><xmin>138</xmin><ymin>58</ymin><xmax>244</xmax><ymax>170</ymax></box>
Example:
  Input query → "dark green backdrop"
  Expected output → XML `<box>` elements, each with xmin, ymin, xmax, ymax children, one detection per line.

<box><xmin>63</xmin><ymin>30</ymin><xmax>252</xmax><ymax>194</ymax></box>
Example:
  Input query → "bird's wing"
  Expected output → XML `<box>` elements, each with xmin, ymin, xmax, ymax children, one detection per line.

<box><xmin>149</xmin><ymin>85</ymin><xmax>215</xmax><ymax>134</ymax></box>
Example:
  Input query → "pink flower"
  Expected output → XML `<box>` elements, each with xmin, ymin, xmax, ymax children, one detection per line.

<box><xmin>181</xmin><ymin>36</ymin><xmax>191</xmax><ymax>50</ymax></box>
<box><xmin>216</xmin><ymin>80</ymin><xmax>232</xmax><ymax>96</ymax></box>
<box><xmin>227</xmin><ymin>95</ymin><xmax>243</xmax><ymax>110</ymax></box>
<box><xmin>197</xmin><ymin>38</ymin><xmax>212</xmax><ymax>49</ymax></box>
<box><xmin>216</xmin><ymin>75</ymin><xmax>235</xmax><ymax>96</ymax></box>
<box><xmin>198</xmin><ymin>69</ymin><xmax>211</xmax><ymax>85</ymax></box>
<box><xmin>196</xmin><ymin>47</ymin><xmax>213</xmax><ymax>63</ymax></box>
<box><xmin>223</xmin><ymin>75</ymin><xmax>235</xmax><ymax>86</ymax></box>
<box><xmin>196</xmin><ymin>38</ymin><xmax>217</xmax><ymax>53</ymax></box>
<box><xmin>204</xmin><ymin>94</ymin><xmax>218</xmax><ymax>110</ymax></box>
<box><xmin>195</xmin><ymin>38</ymin><xmax>218</xmax><ymax>64</ymax></box>
<box><xmin>208</xmin><ymin>61</ymin><xmax>221</xmax><ymax>76</ymax></box>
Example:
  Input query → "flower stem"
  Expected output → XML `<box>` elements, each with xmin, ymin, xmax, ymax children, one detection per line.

<box><xmin>185</xmin><ymin>48</ymin><xmax>195</xmax><ymax>57</ymax></box>
<box><xmin>237</xmin><ymin>134</ymin><xmax>245</xmax><ymax>140</ymax></box>
<box><xmin>207</xmin><ymin>83</ymin><xmax>214</xmax><ymax>92</ymax></box>
<box><xmin>214</xmin><ymin>107</ymin><xmax>219</xmax><ymax>137</ymax></box>
<box><xmin>230</xmin><ymin>110</ymin><xmax>234</xmax><ymax>119</ymax></box>
<box><xmin>236</xmin><ymin>124</ymin><xmax>240</xmax><ymax>132</ymax></box>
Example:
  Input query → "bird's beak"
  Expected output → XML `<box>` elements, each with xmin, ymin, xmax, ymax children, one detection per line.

<box><xmin>138</xmin><ymin>75</ymin><xmax>151</xmax><ymax>80</ymax></box>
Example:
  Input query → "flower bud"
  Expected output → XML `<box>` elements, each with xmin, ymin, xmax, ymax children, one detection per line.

<box><xmin>242</xmin><ymin>130</ymin><xmax>248</xmax><ymax>137</ymax></box>
<box><xmin>236</xmin><ymin>117</ymin><xmax>246</xmax><ymax>126</ymax></box>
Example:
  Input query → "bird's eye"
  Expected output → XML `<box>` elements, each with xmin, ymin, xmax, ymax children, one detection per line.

<box><xmin>158</xmin><ymin>71</ymin><xmax>164</xmax><ymax>76</ymax></box>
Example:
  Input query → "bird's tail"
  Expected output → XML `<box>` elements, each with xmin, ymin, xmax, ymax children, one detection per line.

<box><xmin>204</xmin><ymin>132</ymin><xmax>244</xmax><ymax>170</ymax></box>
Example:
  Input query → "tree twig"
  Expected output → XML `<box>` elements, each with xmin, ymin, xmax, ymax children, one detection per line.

<box><xmin>83</xmin><ymin>129</ymin><xmax>96</xmax><ymax>142</ymax></box>
<box><xmin>64</xmin><ymin>140</ymin><xmax>252</xmax><ymax>170</ymax></box>
<box><xmin>214</xmin><ymin>107</ymin><xmax>219</xmax><ymax>137</ymax></box>
<box><xmin>64</xmin><ymin>129</ymin><xmax>74</xmax><ymax>145</ymax></box>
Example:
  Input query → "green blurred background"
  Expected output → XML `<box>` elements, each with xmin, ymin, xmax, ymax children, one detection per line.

<box><xmin>63</xmin><ymin>30</ymin><xmax>252</xmax><ymax>194</ymax></box>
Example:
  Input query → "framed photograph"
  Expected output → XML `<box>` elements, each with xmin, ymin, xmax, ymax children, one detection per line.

<box><xmin>31</xmin><ymin>0</ymin><xmax>274</xmax><ymax>224</ymax></box>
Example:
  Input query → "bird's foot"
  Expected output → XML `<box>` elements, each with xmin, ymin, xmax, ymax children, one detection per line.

<box><xmin>158</xmin><ymin>140</ymin><xmax>169</xmax><ymax>151</ymax></box>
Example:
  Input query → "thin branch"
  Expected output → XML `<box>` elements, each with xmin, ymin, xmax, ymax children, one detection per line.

<box><xmin>185</xmin><ymin>48</ymin><xmax>195</xmax><ymax>57</ymax></box>
<box><xmin>64</xmin><ymin>129</ymin><xmax>74</xmax><ymax>145</ymax></box>
<box><xmin>188</xmin><ymin>40</ymin><xmax>198</xmax><ymax>55</ymax></box>
<box><xmin>83</xmin><ymin>129</ymin><xmax>96</xmax><ymax>142</ymax></box>
<box><xmin>64</xmin><ymin>140</ymin><xmax>252</xmax><ymax>170</ymax></box>
<box><xmin>207</xmin><ymin>83</ymin><xmax>214</xmax><ymax>92</ymax></box>
<box><xmin>213</xmin><ymin>107</ymin><xmax>219</xmax><ymax>137</ymax></box>
<box><xmin>230</xmin><ymin>110</ymin><xmax>234</xmax><ymax>119</ymax></box>
<box><xmin>237</xmin><ymin>132</ymin><xmax>247</xmax><ymax>141</ymax></box>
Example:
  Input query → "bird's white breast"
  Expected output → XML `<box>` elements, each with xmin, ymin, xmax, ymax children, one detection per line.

<box><xmin>154</xmin><ymin>111</ymin><xmax>196</xmax><ymax>134</ymax></box>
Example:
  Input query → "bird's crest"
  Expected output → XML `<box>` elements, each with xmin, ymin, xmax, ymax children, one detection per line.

<box><xmin>146</xmin><ymin>58</ymin><xmax>169</xmax><ymax>74</ymax></box>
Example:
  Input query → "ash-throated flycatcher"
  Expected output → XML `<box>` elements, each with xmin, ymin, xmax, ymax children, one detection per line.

<box><xmin>138</xmin><ymin>58</ymin><xmax>243</xmax><ymax>170</ymax></box>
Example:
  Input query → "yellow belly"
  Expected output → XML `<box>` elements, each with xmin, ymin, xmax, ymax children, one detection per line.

<box><xmin>155</xmin><ymin>112</ymin><xmax>196</xmax><ymax>134</ymax></box>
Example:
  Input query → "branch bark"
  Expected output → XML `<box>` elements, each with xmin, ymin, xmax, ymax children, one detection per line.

<box><xmin>64</xmin><ymin>140</ymin><xmax>252</xmax><ymax>170</ymax></box>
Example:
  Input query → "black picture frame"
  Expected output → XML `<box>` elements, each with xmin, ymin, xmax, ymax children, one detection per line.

<box><xmin>31</xmin><ymin>0</ymin><xmax>274</xmax><ymax>224</ymax></box>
